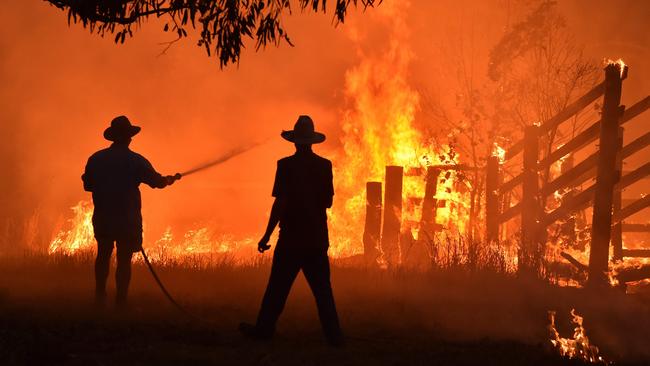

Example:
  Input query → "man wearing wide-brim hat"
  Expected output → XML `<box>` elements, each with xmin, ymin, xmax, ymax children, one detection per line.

<box><xmin>239</xmin><ymin>115</ymin><xmax>343</xmax><ymax>346</ymax></box>
<box><xmin>82</xmin><ymin>115</ymin><xmax>181</xmax><ymax>308</ymax></box>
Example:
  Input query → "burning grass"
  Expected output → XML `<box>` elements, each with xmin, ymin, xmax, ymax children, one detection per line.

<box><xmin>549</xmin><ymin>309</ymin><xmax>605</xmax><ymax>364</ymax></box>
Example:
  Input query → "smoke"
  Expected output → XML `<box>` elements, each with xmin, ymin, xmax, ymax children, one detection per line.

<box><xmin>0</xmin><ymin>1</ymin><xmax>648</xmax><ymax>251</ymax></box>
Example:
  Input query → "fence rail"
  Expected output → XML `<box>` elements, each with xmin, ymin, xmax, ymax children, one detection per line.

<box><xmin>484</xmin><ymin>62</ymin><xmax>650</xmax><ymax>284</ymax></box>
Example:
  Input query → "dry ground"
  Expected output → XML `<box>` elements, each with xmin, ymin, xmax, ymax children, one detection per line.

<box><xmin>0</xmin><ymin>253</ymin><xmax>649</xmax><ymax>366</ymax></box>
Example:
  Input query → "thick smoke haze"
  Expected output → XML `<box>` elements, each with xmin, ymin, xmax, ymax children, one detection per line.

<box><xmin>0</xmin><ymin>0</ymin><xmax>648</xmax><ymax>250</ymax></box>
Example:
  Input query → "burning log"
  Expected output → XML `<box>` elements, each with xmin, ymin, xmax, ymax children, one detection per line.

<box><xmin>615</xmin><ymin>265</ymin><xmax>650</xmax><ymax>284</ymax></box>
<box><xmin>560</xmin><ymin>252</ymin><xmax>589</xmax><ymax>273</ymax></box>
<box><xmin>380</xmin><ymin>166</ymin><xmax>403</xmax><ymax>266</ymax></box>
<box><xmin>589</xmin><ymin>63</ymin><xmax>625</xmax><ymax>286</ymax></box>
<box><xmin>363</xmin><ymin>182</ymin><xmax>382</xmax><ymax>264</ymax></box>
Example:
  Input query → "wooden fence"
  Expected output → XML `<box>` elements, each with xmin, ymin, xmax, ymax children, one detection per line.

<box><xmin>362</xmin><ymin>63</ymin><xmax>650</xmax><ymax>283</ymax></box>
<box><xmin>485</xmin><ymin>62</ymin><xmax>650</xmax><ymax>284</ymax></box>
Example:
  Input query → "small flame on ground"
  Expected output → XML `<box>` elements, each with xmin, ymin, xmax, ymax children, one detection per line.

<box><xmin>48</xmin><ymin>201</ymin><xmax>258</xmax><ymax>263</ymax></box>
<box><xmin>548</xmin><ymin>309</ymin><xmax>605</xmax><ymax>364</ymax></box>
<box><xmin>48</xmin><ymin>201</ymin><xmax>94</xmax><ymax>254</ymax></box>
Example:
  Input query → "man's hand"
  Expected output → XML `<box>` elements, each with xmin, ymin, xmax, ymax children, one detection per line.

<box><xmin>165</xmin><ymin>173</ymin><xmax>182</xmax><ymax>186</ymax></box>
<box><xmin>258</xmin><ymin>235</ymin><xmax>272</xmax><ymax>253</ymax></box>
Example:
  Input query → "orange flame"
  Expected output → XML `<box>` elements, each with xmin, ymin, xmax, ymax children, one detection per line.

<box><xmin>604</xmin><ymin>58</ymin><xmax>626</xmax><ymax>78</ymax></box>
<box><xmin>48</xmin><ymin>2</ymin><xmax>472</xmax><ymax>265</ymax></box>
<box><xmin>548</xmin><ymin>309</ymin><xmax>605</xmax><ymax>363</ymax></box>
<box><xmin>48</xmin><ymin>201</ymin><xmax>94</xmax><ymax>254</ymax></box>
<box><xmin>328</xmin><ymin>1</ymin><xmax>470</xmax><ymax>260</ymax></box>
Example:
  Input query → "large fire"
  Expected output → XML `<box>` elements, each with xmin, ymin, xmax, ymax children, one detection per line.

<box><xmin>48</xmin><ymin>2</ymin><xmax>473</xmax><ymax>264</ymax></box>
<box><xmin>44</xmin><ymin>4</ymin><xmax>645</xmax><ymax>291</ymax></box>
<box><xmin>328</xmin><ymin>1</ymin><xmax>469</xmax><ymax>259</ymax></box>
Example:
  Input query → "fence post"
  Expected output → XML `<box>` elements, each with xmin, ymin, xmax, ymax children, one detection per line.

<box><xmin>486</xmin><ymin>156</ymin><xmax>500</xmax><ymax>243</ymax></box>
<box><xmin>363</xmin><ymin>181</ymin><xmax>382</xmax><ymax>264</ymax></box>
<box><xmin>419</xmin><ymin>167</ymin><xmax>441</xmax><ymax>240</ymax></box>
<box><xmin>381</xmin><ymin>166</ymin><xmax>403</xmax><ymax>266</ymax></box>
<box><xmin>612</xmin><ymin>127</ymin><xmax>625</xmax><ymax>261</ymax></box>
<box><xmin>521</xmin><ymin>125</ymin><xmax>540</xmax><ymax>275</ymax></box>
<box><xmin>588</xmin><ymin>63</ymin><xmax>626</xmax><ymax>286</ymax></box>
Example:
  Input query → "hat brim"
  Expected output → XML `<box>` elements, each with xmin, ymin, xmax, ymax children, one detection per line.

<box><xmin>104</xmin><ymin>125</ymin><xmax>141</xmax><ymax>141</ymax></box>
<box><xmin>281</xmin><ymin>130</ymin><xmax>326</xmax><ymax>144</ymax></box>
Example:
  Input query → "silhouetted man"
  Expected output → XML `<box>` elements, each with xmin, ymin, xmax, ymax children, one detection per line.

<box><xmin>240</xmin><ymin>115</ymin><xmax>343</xmax><ymax>346</ymax></box>
<box><xmin>82</xmin><ymin>116</ymin><xmax>180</xmax><ymax>307</ymax></box>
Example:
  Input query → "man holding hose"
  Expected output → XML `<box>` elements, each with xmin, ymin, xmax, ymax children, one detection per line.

<box><xmin>82</xmin><ymin>116</ymin><xmax>180</xmax><ymax>308</ymax></box>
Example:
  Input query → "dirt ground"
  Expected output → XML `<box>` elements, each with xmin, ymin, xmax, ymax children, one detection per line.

<box><xmin>1</xmin><ymin>254</ymin><xmax>649</xmax><ymax>366</ymax></box>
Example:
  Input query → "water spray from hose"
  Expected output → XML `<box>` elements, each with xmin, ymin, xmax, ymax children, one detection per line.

<box><xmin>141</xmin><ymin>138</ymin><xmax>268</xmax><ymax>319</ymax></box>
<box><xmin>179</xmin><ymin>140</ymin><xmax>268</xmax><ymax>177</ymax></box>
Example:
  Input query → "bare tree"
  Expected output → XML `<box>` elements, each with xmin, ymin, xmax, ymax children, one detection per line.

<box><xmin>421</xmin><ymin>0</ymin><xmax>599</xmax><ymax>245</ymax></box>
<box><xmin>45</xmin><ymin>0</ymin><xmax>379</xmax><ymax>67</ymax></box>
<box><xmin>488</xmin><ymin>0</ymin><xmax>600</xmax><ymax>185</ymax></box>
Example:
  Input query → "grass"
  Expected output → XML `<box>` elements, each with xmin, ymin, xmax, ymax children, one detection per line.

<box><xmin>1</xmin><ymin>251</ymin><xmax>649</xmax><ymax>365</ymax></box>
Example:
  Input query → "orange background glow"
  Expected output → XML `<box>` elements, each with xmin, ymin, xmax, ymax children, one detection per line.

<box><xmin>1</xmin><ymin>1</ymin><xmax>648</xmax><ymax>253</ymax></box>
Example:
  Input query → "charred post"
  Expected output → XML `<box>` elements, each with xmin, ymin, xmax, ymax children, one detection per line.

<box><xmin>363</xmin><ymin>181</ymin><xmax>382</xmax><ymax>264</ymax></box>
<box><xmin>612</xmin><ymin>127</ymin><xmax>624</xmax><ymax>261</ymax></box>
<box><xmin>419</xmin><ymin>167</ymin><xmax>441</xmax><ymax>241</ymax></box>
<box><xmin>521</xmin><ymin>125</ymin><xmax>541</xmax><ymax>276</ymax></box>
<box><xmin>588</xmin><ymin>63</ymin><xmax>626</xmax><ymax>286</ymax></box>
<box><xmin>381</xmin><ymin>166</ymin><xmax>403</xmax><ymax>266</ymax></box>
<box><xmin>485</xmin><ymin>156</ymin><xmax>500</xmax><ymax>243</ymax></box>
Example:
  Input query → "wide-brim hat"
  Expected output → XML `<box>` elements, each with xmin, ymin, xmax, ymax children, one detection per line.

<box><xmin>104</xmin><ymin>115</ymin><xmax>141</xmax><ymax>141</ymax></box>
<box><xmin>281</xmin><ymin>115</ymin><xmax>326</xmax><ymax>144</ymax></box>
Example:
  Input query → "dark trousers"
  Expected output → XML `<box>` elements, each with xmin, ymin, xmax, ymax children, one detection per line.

<box><xmin>95</xmin><ymin>238</ymin><xmax>135</xmax><ymax>304</ymax></box>
<box><xmin>256</xmin><ymin>247</ymin><xmax>342</xmax><ymax>340</ymax></box>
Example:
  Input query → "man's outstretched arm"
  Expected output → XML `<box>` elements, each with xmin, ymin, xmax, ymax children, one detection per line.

<box><xmin>258</xmin><ymin>197</ymin><xmax>286</xmax><ymax>253</ymax></box>
<box><xmin>140</xmin><ymin>157</ymin><xmax>181</xmax><ymax>188</ymax></box>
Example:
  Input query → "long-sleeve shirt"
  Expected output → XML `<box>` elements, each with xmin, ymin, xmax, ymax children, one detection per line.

<box><xmin>82</xmin><ymin>143</ymin><xmax>168</xmax><ymax>239</ymax></box>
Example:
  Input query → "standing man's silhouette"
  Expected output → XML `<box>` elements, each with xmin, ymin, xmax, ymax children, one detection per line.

<box><xmin>82</xmin><ymin>116</ymin><xmax>180</xmax><ymax>308</ymax></box>
<box><xmin>240</xmin><ymin>115</ymin><xmax>343</xmax><ymax>346</ymax></box>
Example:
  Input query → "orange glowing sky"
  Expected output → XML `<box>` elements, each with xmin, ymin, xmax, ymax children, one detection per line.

<box><xmin>1</xmin><ymin>0</ymin><xmax>648</xmax><ymax>249</ymax></box>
